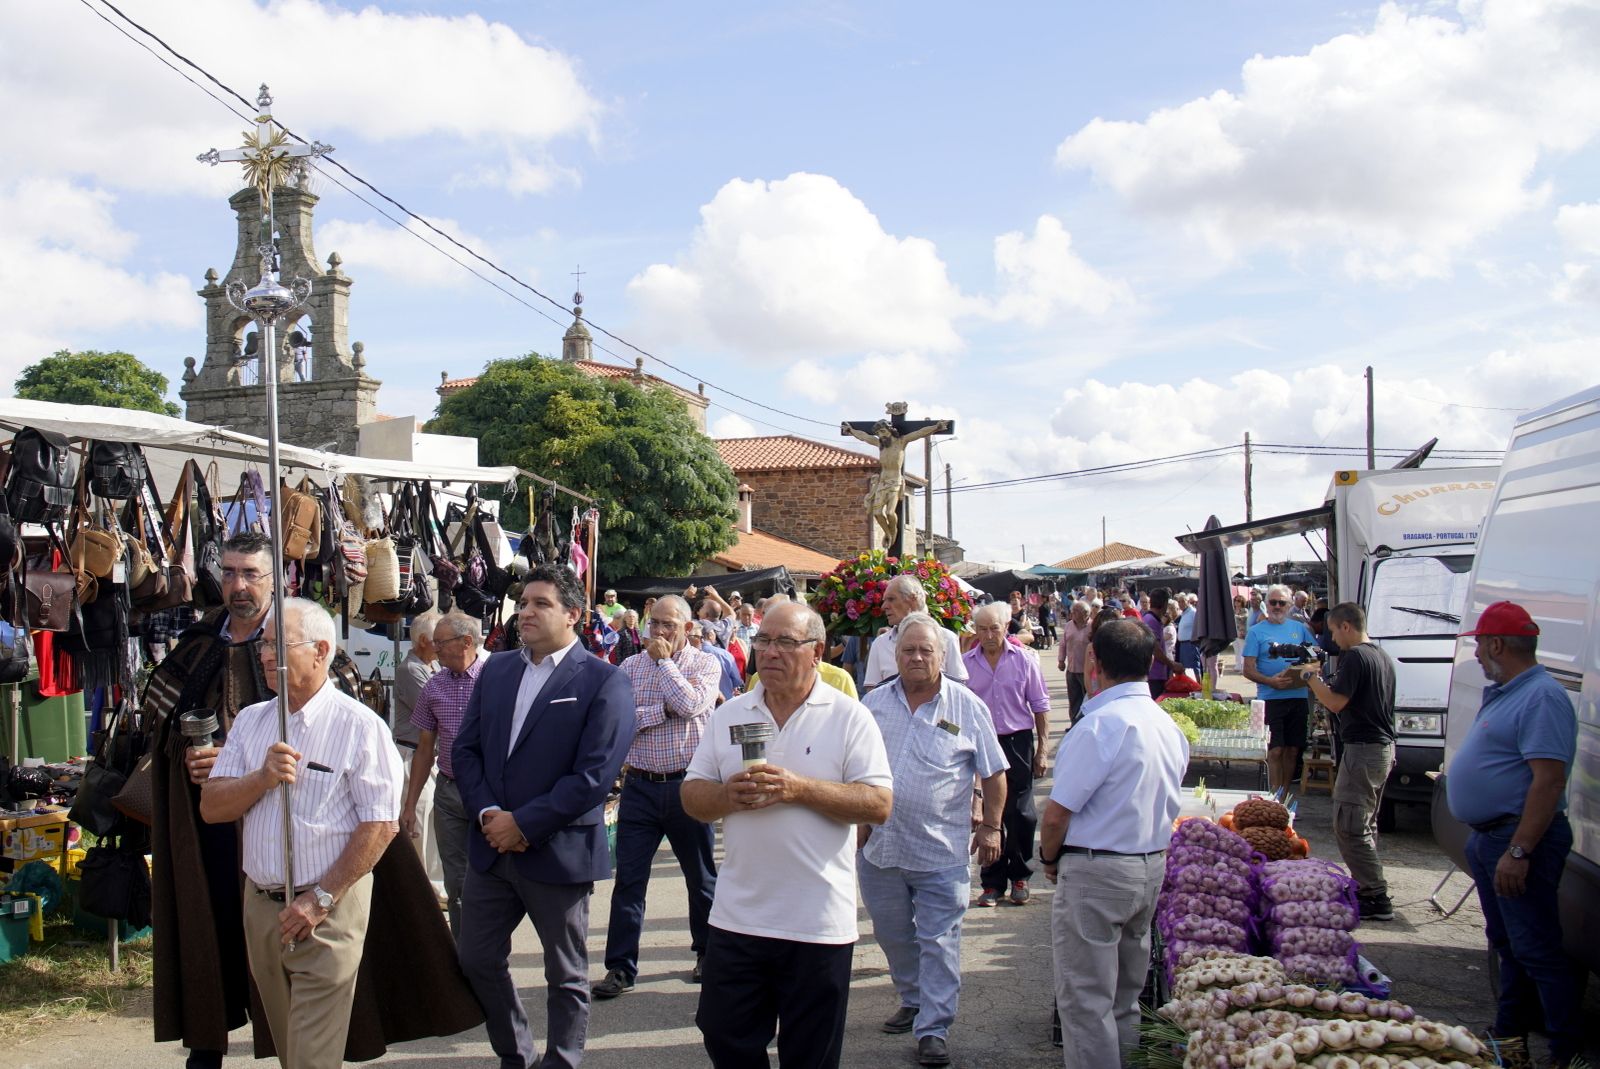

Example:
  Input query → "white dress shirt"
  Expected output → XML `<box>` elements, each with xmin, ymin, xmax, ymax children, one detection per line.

<box><xmin>863</xmin><ymin>621</ymin><xmax>969</xmax><ymax>686</ymax></box>
<box><xmin>510</xmin><ymin>637</ymin><xmax>581</xmax><ymax>754</ymax></box>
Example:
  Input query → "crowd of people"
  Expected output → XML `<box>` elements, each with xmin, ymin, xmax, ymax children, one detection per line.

<box><xmin>145</xmin><ymin>537</ymin><xmax>1585</xmax><ymax>1069</ymax></box>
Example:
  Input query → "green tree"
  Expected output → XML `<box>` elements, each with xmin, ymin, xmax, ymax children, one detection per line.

<box><xmin>15</xmin><ymin>349</ymin><xmax>181</xmax><ymax>416</ymax></box>
<box><xmin>427</xmin><ymin>354</ymin><xmax>738</xmax><ymax>581</ymax></box>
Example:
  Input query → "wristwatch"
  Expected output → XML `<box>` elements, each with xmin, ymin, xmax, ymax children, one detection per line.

<box><xmin>311</xmin><ymin>885</ymin><xmax>335</xmax><ymax>911</ymax></box>
<box><xmin>1507</xmin><ymin>845</ymin><xmax>1528</xmax><ymax>860</ymax></box>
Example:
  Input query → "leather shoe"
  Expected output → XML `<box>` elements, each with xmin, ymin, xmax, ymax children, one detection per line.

<box><xmin>917</xmin><ymin>1035</ymin><xmax>951</xmax><ymax>1066</ymax></box>
<box><xmin>691</xmin><ymin>954</ymin><xmax>704</xmax><ymax>984</ymax></box>
<box><xmin>592</xmin><ymin>968</ymin><xmax>634</xmax><ymax>999</ymax></box>
<box><xmin>881</xmin><ymin>1005</ymin><xmax>917</xmax><ymax>1034</ymax></box>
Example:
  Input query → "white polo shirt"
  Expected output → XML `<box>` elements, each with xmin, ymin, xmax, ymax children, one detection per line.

<box><xmin>863</xmin><ymin>622</ymin><xmax>969</xmax><ymax>687</ymax></box>
<box><xmin>686</xmin><ymin>677</ymin><xmax>893</xmax><ymax>944</ymax></box>
<box><xmin>1048</xmin><ymin>681</ymin><xmax>1189</xmax><ymax>854</ymax></box>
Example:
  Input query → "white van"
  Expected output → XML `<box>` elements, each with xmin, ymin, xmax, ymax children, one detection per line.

<box><xmin>1431</xmin><ymin>383</ymin><xmax>1600</xmax><ymax>980</ymax></box>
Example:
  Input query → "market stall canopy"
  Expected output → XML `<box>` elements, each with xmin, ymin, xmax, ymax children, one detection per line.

<box><xmin>609</xmin><ymin>565</ymin><xmax>795</xmax><ymax>605</ymax></box>
<box><xmin>966</xmin><ymin>569</ymin><xmax>1061</xmax><ymax>600</ymax></box>
<box><xmin>0</xmin><ymin>397</ymin><xmax>518</xmax><ymax>491</ymax></box>
<box><xmin>1175</xmin><ymin>505</ymin><xmax>1333</xmax><ymax>554</ymax></box>
<box><xmin>1082</xmin><ymin>551</ymin><xmax>1199</xmax><ymax>573</ymax></box>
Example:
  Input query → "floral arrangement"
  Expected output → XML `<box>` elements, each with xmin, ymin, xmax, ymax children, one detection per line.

<box><xmin>809</xmin><ymin>549</ymin><xmax>973</xmax><ymax>638</ymax></box>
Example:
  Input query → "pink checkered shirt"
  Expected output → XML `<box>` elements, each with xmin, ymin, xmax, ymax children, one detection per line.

<box><xmin>620</xmin><ymin>645</ymin><xmax>720</xmax><ymax>772</ymax></box>
<box><xmin>409</xmin><ymin>659</ymin><xmax>484</xmax><ymax>779</ymax></box>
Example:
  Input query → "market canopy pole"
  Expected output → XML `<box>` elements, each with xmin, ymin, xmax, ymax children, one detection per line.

<box><xmin>198</xmin><ymin>86</ymin><xmax>333</xmax><ymax>945</ymax></box>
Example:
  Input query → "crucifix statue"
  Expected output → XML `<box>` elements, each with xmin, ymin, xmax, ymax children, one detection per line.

<box><xmin>842</xmin><ymin>402</ymin><xmax>953</xmax><ymax>556</ymax></box>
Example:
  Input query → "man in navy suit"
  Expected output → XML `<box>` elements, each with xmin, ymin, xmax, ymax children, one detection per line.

<box><xmin>453</xmin><ymin>565</ymin><xmax>635</xmax><ymax>1069</ymax></box>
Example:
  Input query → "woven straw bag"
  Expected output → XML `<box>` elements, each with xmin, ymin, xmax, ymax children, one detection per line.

<box><xmin>363</xmin><ymin>536</ymin><xmax>400</xmax><ymax>601</ymax></box>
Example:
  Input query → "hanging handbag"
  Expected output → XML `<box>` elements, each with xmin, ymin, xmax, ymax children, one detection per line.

<box><xmin>135</xmin><ymin>465</ymin><xmax>193</xmax><ymax>612</ymax></box>
<box><xmin>0</xmin><ymin>619</ymin><xmax>32</xmax><ymax>685</ymax></box>
<box><xmin>110</xmin><ymin>751</ymin><xmax>155</xmax><ymax>825</ymax></box>
<box><xmin>77</xmin><ymin>836</ymin><xmax>153</xmax><ymax>928</ymax></box>
<box><xmin>278</xmin><ymin>475</ymin><xmax>323</xmax><ymax>560</ymax></box>
<box><xmin>88</xmin><ymin>441</ymin><xmax>149</xmax><ymax>500</ymax></box>
<box><xmin>4</xmin><ymin>426</ymin><xmax>77</xmax><ymax>523</ymax></box>
<box><xmin>363</xmin><ymin>536</ymin><xmax>400</xmax><ymax>601</ymax></box>
<box><xmin>184</xmin><ymin>462</ymin><xmax>227</xmax><ymax>608</ymax></box>
<box><xmin>69</xmin><ymin>463</ymin><xmax>123</xmax><ymax>586</ymax></box>
<box><xmin>24</xmin><ymin>530</ymin><xmax>87</xmax><ymax>633</ymax></box>
<box><xmin>70</xmin><ymin>700</ymin><xmax>144</xmax><ymax>836</ymax></box>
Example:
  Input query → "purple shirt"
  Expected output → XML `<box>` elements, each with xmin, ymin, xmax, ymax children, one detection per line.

<box><xmin>1142</xmin><ymin>611</ymin><xmax>1169</xmax><ymax>682</ymax></box>
<box><xmin>962</xmin><ymin>643</ymin><xmax>1051</xmax><ymax>735</ymax></box>
<box><xmin>410</xmin><ymin>659</ymin><xmax>484</xmax><ymax>779</ymax></box>
<box><xmin>1056</xmin><ymin>618</ymin><xmax>1090</xmax><ymax>673</ymax></box>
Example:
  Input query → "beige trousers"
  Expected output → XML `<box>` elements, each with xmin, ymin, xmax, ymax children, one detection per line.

<box><xmin>243</xmin><ymin>874</ymin><xmax>373</xmax><ymax>1069</ymax></box>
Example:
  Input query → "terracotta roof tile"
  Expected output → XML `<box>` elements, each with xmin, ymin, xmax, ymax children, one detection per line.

<box><xmin>436</xmin><ymin>360</ymin><xmax>707</xmax><ymax>406</ymax></box>
<box><xmin>715</xmin><ymin>435</ymin><xmax>877</xmax><ymax>472</ymax></box>
<box><xmin>1052</xmin><ymin>542</ymin><xmax>1163</xmax><ymax>570</ymax></box>
<box><xmin>712</xmin><ymin>527</ymin><xmax>842</xmax><ymax>576</ymax></box>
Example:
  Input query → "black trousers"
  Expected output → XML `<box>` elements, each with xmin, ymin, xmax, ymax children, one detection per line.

<box><xmin>1066</xmin><ymin>672</ymin><xmax>1086</xmax><ymax>723</ymax></box>
<box><xmin>981</xmin><ymin>728</ymin><xmax>1038</xmax><ymax>889</ymax></box>
<box><xmin>696</xmin><ymin>925</ymin><xmax>853</xmax><ymax>1069</ymax></box>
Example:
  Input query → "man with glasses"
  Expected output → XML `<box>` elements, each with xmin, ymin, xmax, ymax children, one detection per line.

<box><xmin>400</xmin><ymin>613</ymin><xmax>485</xmax><ymax>937</ymax></box>
<box><xmin>863</xmin><ymin>574</ymin><xmax>969</xmax><ymax>691</ymax></box>
<box><xmin>201</xmin><ymin>597</ymin><xmax>403</xmax><ymax>1069</ymax></box>
<box><xmin>683</xmin><ymin>602</ymin><xmax>893</xmax><ymax>1069</ymax></box>
<box><xmin>1242</xmin><ymin>583</ymin><xmax>1319</xmax><ymax>792</ymax></box>
<box><xmin>594</xmin><ymin>595</ymin><xmax>722</xmax><ymax>998</ymax></box>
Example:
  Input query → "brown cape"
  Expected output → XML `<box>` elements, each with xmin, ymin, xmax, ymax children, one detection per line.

<box><xmin>149</xmin><ymin>611</ymin><xmax>483</xmax><ymax>1059</ymax></box>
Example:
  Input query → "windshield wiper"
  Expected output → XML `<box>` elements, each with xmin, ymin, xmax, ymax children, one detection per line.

<box><xmin>1390</xmin><ymin>605</ymin><xmax>1461</xmax><ymax>624</ymax></box>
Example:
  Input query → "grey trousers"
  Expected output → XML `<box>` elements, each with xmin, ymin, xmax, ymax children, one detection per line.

<box><xmin>458</xmin><ymin>853</ymin><xmax>593</xmax><ymax>1069</ymax></box>
<box><xmin>1333</xmin><ymin>741</ymin><xmax>1394</xmax><ymax>897</ymax></box>
<box><xmin>1051</xmin><ymin>851</ymin><xmax>1163</xmax><ymax>1069</ymax></box>
<box><xmin>432</xmin><ymin>774</ymin><xmax>470</xmax><ymax>936</ymax></box>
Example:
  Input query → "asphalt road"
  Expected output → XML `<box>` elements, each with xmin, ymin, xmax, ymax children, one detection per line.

<box><xmin>10</xmin><ymin>660</ymin><xmax>1597</xmax><ymax>1067</ymax></box>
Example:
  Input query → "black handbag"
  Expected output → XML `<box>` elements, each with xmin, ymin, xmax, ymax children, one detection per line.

<box><xmin>190</xmin><ymin>462</ymin><xmax>227</xmax><ymax>608</ymax></box>
<box><xmin>69</xmin><ymin>701</ymin><xmax>145</xmax><ymax>836</ymax></box>
<box><xmin>77</xmin><ymin>837</ymin><xmax>152</xmax><ymax>928</ymax></box>
<box><xmin>88</xmin><ymin>441</ymin><xmax>148</xmax><ymax>500</ymax></box>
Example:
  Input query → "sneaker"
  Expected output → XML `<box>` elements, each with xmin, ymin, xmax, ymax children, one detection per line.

<box><xmin>1009</xmin><ymin>880</ymin><xmax>1030</xmax><ymax>906</ymax></box>
<box><xmin>591</xmin><ymin>968</ymin><xmax>634</xmax><ymax>999</ymax></box>
<box><xmin>881</xmin><ymin>1005</ymin><xmax>918</xmax><ymax>1034</ymax></box>
<box><xmin>1357</xmin><ymin>893</ymin><xmax>1394</xmax><ymax>921</ymax></box>
<box><xmin>975</xmin><ymin>890</ymin><xmax>999</xmax><ymax>908</ymax></box>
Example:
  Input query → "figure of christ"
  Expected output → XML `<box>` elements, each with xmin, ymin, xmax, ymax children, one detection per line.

<box><xmin>841</xmin><ymin>416</ymin><xmax>950</xmax><ymax>550</ymax></box>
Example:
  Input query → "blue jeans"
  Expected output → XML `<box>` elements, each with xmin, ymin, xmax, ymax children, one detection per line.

<box><xmin>602</xmin><ymin>775</ymin><xmax>717</xmax><ymax>978</ymax></box>
<box><xmin>1464</xmin><ymin>814</ymin><xmax>1581</xmax><ymax>1060</ymax></box>
<box><xmin>857</xmin><ymin>857</ymin><xmax>970</xmax><ymax>1040</ymax></box>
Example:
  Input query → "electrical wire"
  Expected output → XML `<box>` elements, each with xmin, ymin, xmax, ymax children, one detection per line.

<box><xmin>86</xmin><ymin>0</ymin><xmax>838</xmax><ymax>430</ymax></box>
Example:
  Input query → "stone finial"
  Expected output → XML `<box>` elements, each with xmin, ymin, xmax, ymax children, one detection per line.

<box><xmin>183</xmin><ymin>356</ymin><xmax>197</xmax><ymax>383</ymax></box>
<box><xmin>633</xmin><ymin>357</ymin><xmax>646</xmax><ymax>383</ymax></box>
<box><xmin>440</xmin><ymin>371</ymin><xmax>449</xmax><ymax>383</ymax></box>
<box><xmin>698</xmin><ymin>382</ymin><xmax>706</xmax><ymax>396</ymax></box>
<box><xmin>352</xmin><ymin>341</ymin><xmax>365</xmax><ymax>371</ymax></box>
<box><xmin>204</xmin><ymin>268</ymin><xmax>218</xmax><ymax>284</ymax></box>
<box><xmin>328</xmin><ymin>251</ymin><xmax>342</xmax><ymax>271</ymax></box>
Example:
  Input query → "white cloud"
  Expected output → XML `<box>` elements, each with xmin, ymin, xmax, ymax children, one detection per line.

<box><xmin>780</xmin><ymin>352</ymin><xmax>941</xmax><ymax>406</ymax></box>
<box><xmin>1055</xmin><ymin>0</ymin><xmax>1600</xmax><ymax>279</ymax></box>
<box><xmin>1556</xmin><ymin>202</ymin><xmax>1600</xmax><ymax>256</ymax></box>
<box><xmin>0</xmin><ymin>179</ymin><xmax>197</xmax><ymax>385</ymax></box>
<box><xmin>709</xmin><ymin>412</ymin><xmax>757</xmax><ymax>438</ymax></box>
<box><xmin>449</xmin><ymin>154</ymin><xmax>582</xmax><ymax>198</ymax></box>
<box><xmin>629</xmin><ymin>173</ymin><xmax>968</xmax><ymax>360</ymax></box>
<box><xmin>316</xmin><ymin>215</ymin><xmax>500</xmax><ymax>289</ymax></box>
<box><xmin>0</xmin><ymin>1</ymin><xmax>601</xmax><ymax>195</ymax></box>
<box><xmin>1553</xmin><ymin>263</ymin><xmax>1600</xmax><ymax>305</ymax></box>
<box><xmin>983</xmin><ymin>215</ymin><xmax>1133</xmax><ymax>324</ymax></box>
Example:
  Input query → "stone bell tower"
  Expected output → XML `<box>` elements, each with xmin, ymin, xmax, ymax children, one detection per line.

<box><xmin>180</xmin><ymin>179</ymin><xmax>380</xmax><ymax>453</ymax></box>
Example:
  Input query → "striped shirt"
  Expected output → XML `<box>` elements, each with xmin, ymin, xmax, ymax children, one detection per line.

<box><xmin>411</xmin><ymin>659</ymin><xmax>484</xmax><ymax>778</ymax></box>
<box><xmin>861</xmin><ymin>678</ymin><xmax>1007</xmax><ymax>871</ymax></box>
<box><xmin>620</xmin><ymin>645</ymin><xmax>720</xmax><ymax>772</ymax></box>
<box><xmin>212</xmin><ymin>681</ymin><xmax>403</xmax><ymax>889</ymax></box>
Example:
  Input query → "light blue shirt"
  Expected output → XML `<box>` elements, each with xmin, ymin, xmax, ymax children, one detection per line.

<box><xmin>862</xmin><ymin>678</ymin><xmax>1007</xmax><ymax>872</ymax></box>
<box><xmin>1446</xmin><ymin>664</ymin><xmax>1577</xmax><ymax>827</ymax></box>
<box><xmin>1176</xmin><ymin>606</ymin><xmax>1196</xmax><ymax>642</ymax></box>
<box><xmin>1049</xmin><ymin>681</ymin><xmax>1190</xmax><ymax>854</ymax></box>
<box><xmin>1243</xmin><ymin>618</ymin><xmax>1318</xmax><ymax>700</ymax></box>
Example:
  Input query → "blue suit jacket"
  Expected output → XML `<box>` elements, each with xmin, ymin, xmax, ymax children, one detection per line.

<box><xmin>452</xmin><ymin>645</ymin><xmax>635</xmax><ymax>885</ymax></box>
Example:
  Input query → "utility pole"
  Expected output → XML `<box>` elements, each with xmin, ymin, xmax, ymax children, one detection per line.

<box><xmin>1244</xmin><ymin>432</ymin><xmax>1254</xmax><ymax>576</ymax></box>
<box><xmin>1365</xmin><ymin>365</ymin><xmax>1375</xmax><ymax>469</ymax></box>
<box><xmin>1101</xmin><ymin>516</ymin><xmax>1107</xmax><ymax>559</ymax></box>
<box><xmin>944</xmin><ymin>463</ymin><xmax>953</xmax><ymax>540</ymax></box>
<box><xmin>924</xmin><ymin>437</ymin><xmax>934</xmax><ymax>557</ymax></box>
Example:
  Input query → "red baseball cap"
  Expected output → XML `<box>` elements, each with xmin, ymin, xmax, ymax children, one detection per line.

<box><xmin>1460</xmin><ymin>601</ymin><xmax>1540</xmax><ymax>638</ymax></box>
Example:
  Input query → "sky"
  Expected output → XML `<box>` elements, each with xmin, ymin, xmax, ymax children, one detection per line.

<box><xmin>3</xmin><ymin>0</ymin><xmax>1598</xmax><ymax>569</ymax></box>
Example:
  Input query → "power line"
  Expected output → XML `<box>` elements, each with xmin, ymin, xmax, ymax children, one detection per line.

<box><xmin>86</xmin><ymin>0</ymin><xmax>837</xmax><ymax>431</ymax></box>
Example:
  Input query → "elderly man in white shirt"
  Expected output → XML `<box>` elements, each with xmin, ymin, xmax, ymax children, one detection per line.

<box><xmin>1037</xmin><ymin>618</ymin><xmax>1189</xmax><ymax>1069</ymax></box>
<box><xmin>201</xmin><ymin>597</ymin><xmax>403</xmax><ymax>1069</ymax></box>
<box><xmin>863</xmin><ymin>574</ymin><xmax>969</xmax><ymax>690</ymax></box>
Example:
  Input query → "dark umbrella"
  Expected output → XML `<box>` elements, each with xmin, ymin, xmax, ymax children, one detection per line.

<box><xmin>1191</xmin><ymin>515</ymin><xmax>1238</xmax><ymax>661</ymax></box>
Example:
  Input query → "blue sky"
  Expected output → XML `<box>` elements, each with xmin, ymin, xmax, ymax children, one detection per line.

<box><xmin>3</xmin><ymin>1</ymin><xmax>1598</xmax><ymax>566</ymax></box>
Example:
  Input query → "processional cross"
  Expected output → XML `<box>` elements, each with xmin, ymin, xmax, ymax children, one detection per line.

<box><xmin>195</xmin><ymin>86</ymin><xmax>334</xmax><ymax>937</ymax></box>
<box><xmin>842</xmin><ymin>401</ymin><xmax>953</xmax><ymax>556</ymax></box>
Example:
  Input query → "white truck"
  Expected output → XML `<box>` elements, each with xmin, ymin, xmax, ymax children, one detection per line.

<box><xmin>1180</xmin><ymin>463</ymin><xmax>1498</xmax><ymax>824</ymax></box>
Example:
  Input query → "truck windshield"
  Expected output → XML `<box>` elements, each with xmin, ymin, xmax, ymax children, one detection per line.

<box><xmin>1366</xmin><ymin>554</ymin><xmax>1475</xmax><ymax>639</ymax></box>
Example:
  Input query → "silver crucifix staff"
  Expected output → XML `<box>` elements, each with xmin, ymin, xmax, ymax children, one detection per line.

<box><xmin>197</xmin><ymin>86</ymin><xmax>333</xmax><ymax>949</ymax></box>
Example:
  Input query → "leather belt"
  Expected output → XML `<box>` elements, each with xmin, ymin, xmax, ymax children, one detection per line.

<box><xmin>628</xmin><ymin>767</ymin><xmax>688</xmax><ymax>783</ymax></box>
<box><xmin>1060</xmin><ymin>845</ymin><xmax>1166</xmax><ymax>858</ymax></box>
<box><xmin>1469</xmin><ymin>814</ymin><xmax>1519</xmax><ymax>834</ymax></box>
<box><xmin>395</xmin><ymin>739</ymin><xmax>418</xmax><ymax>750</ymax></box>
<box><xmin>255</xmin><ymin>884</ymin><xmax>314</xmax><ymax>903</ymax></box>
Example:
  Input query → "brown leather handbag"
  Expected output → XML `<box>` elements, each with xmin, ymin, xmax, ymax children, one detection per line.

<box><xmin>133</xmin><ymin>464</ymin><xmax>191</xmax><ymax>612</ymax></box>
<box><xmin>24</xmin><ymin>532</ymin><xmax>85</xmax><ymax>632</ymax></box>
<box><xmin>279</xmin><ymin>476</ymin><xmax>323</xmax><ymax>560</ymax></box>
<box><xmin>69</xmin><ymin>475</ymin><xmax>123</xmax><ymax>587</ymax></box>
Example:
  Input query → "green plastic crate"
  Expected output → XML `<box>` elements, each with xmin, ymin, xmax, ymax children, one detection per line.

<box><xmin>0</xmin><ymin>893</ymin><xmax>34</xmax><ymax>963</ymax></box>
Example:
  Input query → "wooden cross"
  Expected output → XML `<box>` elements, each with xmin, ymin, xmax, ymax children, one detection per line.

<box><xmin>841</xmin><ymin>402</ymin><xmax>953</xmax><ymax>557</ymax></box>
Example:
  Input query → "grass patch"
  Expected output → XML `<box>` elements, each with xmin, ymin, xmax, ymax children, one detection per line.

<box><xmin>0</xmin><ymin>916</ymin><xmax>151</xmax><ymax>1040</ymax></box>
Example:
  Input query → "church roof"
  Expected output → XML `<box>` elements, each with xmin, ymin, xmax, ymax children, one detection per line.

<box><xmin>436</xmin><ymin>358</ymin><xmax>708</xmax><ymax>408</ymax></box>
<box><xmin>1052</xmin><ymin>541</ymin><xmax>1163</xmax><ymax>569</ymax></box>
<box><xmin>715</xmin><ymin>435</ymin><xmax>877</xmax><ymax>472</ymax></box>
<box><xmin>711</xmin><ymin>527</ymin><xmax>842</xmax><ymax>577</ymax></box>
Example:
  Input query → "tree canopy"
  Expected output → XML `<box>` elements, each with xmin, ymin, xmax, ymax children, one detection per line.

<box><xmin>427</xmin><ymin>355</ymin><xmax>738</xmax><ymax>581</ymax></box>
<box><xmin>15</xmin><ymin>349</ymin><xmax>181</xmax><ymax>417</ymax></box>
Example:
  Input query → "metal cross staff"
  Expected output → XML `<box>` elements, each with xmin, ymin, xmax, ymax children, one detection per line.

<box><xmin>197</xmin><ymin>86</ymin><xmax>333</xmax><ymax>948</ymax></box>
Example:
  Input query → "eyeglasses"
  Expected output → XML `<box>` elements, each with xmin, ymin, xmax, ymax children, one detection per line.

<box><xmin>435</xmin><ymin>634</ymin><xmax>473</xmax><ymax>648</ymax></box>
<box><xmin>751</xmin><ymin>635</ymin><xmax>813</xmax><ymax>653</ymax></box>
<box><xmin>647</xmin><ymin>618</ymin><xmax>683</xmax><ymax>631</ymax></box>
<box><xmin>222</xmin><ymin>568</ymin><xmax>271</xmax><ymax>585</ymax></box>
<box><xmin>261</xmin><ymin>639</ymin><xmax>317</xmax><ymax>654</ymax></box>
<box><xmin>1268</xmin><ymin>600</ymin><xmax>1289</xmax><ymax>607</ymax></box>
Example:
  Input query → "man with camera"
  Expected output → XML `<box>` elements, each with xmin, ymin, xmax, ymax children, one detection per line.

<box><xmin>1242</xmin><ymin>584</ymin><xmax>1319</xmax><ymax>793</ymax></box>
<box><xmin>1296</xmin><ymin>603</ymin><xmax>1397</xmax><ymax>921</ymax></box>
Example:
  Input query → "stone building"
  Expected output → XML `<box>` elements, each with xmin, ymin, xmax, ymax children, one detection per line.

<box><xmin>436</xmin><ymin>293</ymin><xmax>711</xmax><ymax>432</ymax></box>
<box><xmin>180</xmin><ymin>182</ymin><xmax>380</xmax><ymax>453</ymax></box>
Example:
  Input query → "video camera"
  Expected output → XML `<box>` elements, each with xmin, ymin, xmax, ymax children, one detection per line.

<box><xmin>1266</xmin><ymin>641</ymin><xmax>1325</xmax><ymax>666</ymax></box>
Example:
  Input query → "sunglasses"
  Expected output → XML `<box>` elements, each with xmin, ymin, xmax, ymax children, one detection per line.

<box><xmin>1268</xmin><ymin>600</ymin><xmax>1290</xmax><ymax>607</ymax></box>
